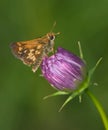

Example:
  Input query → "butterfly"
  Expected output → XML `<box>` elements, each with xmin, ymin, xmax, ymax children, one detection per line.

<box><xmin>10</xmin><ymin>32</ymin><xmax>60</xmax><ymax>72</ymax></box>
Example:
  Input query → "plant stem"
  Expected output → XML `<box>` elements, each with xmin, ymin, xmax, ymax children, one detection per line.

<box><xmin>86</xmin><ymin>90</ymin><xmax>108</xmax><ymax>130</ymax></box>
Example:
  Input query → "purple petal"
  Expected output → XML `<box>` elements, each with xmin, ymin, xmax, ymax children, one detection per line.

<box><xmin>41</xmin><ymin>47</ymin><xmax>87</xmax><ymax>91</ymax></box>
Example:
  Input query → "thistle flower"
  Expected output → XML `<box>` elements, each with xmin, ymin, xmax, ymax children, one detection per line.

<box><xmin>41</xmin><ymin>47</ymin><xmax>87</xmax><ymax>91</ymax></box>
<box><xmin>41</xmin><ymin>46</ymin><xmax>107</xmax><ymax>130</ymax></box>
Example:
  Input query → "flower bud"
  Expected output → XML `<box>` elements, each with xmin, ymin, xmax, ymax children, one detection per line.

<box><xmin>41</xmin><ymin>47</ymin><xmax>87</xmax><ymax>91</ymax></box>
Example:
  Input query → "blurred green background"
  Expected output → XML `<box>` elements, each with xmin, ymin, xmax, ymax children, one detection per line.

<box><xmin>0</xmin><ymin>0</ymin><xmax>108</xmax><ymax>130</ymax></box>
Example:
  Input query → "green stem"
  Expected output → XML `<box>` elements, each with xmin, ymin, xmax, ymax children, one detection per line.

<box><xmin>86</xmin><ymin>90</ymin><xmax>108</xmax><ymax>130</ymax></box>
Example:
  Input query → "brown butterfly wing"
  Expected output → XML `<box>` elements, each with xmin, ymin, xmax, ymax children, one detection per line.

<box><xmin>11</xmin><ymin>38</ymin><xmax>49</xmax><ymax>72</ymax></box>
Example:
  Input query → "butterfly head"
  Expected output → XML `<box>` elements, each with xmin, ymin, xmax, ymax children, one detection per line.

<box><xmin>47</xmin><ymin>32</ymin><xmax>60</xmax><ymax>41</ymax></box>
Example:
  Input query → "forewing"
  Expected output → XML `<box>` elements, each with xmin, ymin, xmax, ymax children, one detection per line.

<box><xmin>10</xmin><ymin>39</ymin><xmax>45</xmax><ymax>67</ymax></box>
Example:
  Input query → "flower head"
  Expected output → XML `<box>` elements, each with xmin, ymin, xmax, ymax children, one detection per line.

<box><xmin>41</xmin><ymin>47</ymin><xmax>87</xmax><ymax>91</ymax></box>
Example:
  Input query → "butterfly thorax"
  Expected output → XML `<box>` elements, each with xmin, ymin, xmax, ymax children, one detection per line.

<box><xmin>43</xmin><ymin>33</ymin><xmax>55</xmax><ymax>54</ymax></box>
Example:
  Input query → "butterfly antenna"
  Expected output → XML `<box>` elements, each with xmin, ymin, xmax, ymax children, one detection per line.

<box><xmin>50</xmin><ymin>21</ymin><xmax>60</xmax><ymax>36</ymax></box>
<box><xmin>50</xmin><ymin>21</ymin><xmax>56</xmax><ymax>33</ymax></box>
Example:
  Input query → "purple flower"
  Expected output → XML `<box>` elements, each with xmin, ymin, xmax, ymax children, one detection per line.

<box><xmin>41</xmin><ymin>47</ymin><xmax>87</xmax><ymax>91</ymax></box>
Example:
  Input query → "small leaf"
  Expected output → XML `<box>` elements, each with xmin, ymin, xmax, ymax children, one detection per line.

<box><xmin>89</xmin><ymin>57</ymin><xmax>102</xmax><ymax>80</ymax></box>
<box><xmin>59</xmin><ymin>90</ymin><xmax>80</xmax><ymax>112</ymax></box>
<box><xmin>78</xmin><ymin>41</ymin><xmax>83</xmax><ymax>59</ymax></box>
<box><xmin>43</xmin><ymin>91</ymin><xmax>69</xmax><ymax>100</ymax></box>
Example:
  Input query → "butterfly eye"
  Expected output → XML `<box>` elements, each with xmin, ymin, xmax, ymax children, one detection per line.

<box><xmin>50</xmin><ymin>35</ymin><xmax>55</xmax><ymax>40</ymax></box>
<box><xmin>47</xmin><ymin>33</ymin><xmax>55</xmax><ymax>40</ymax></box>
